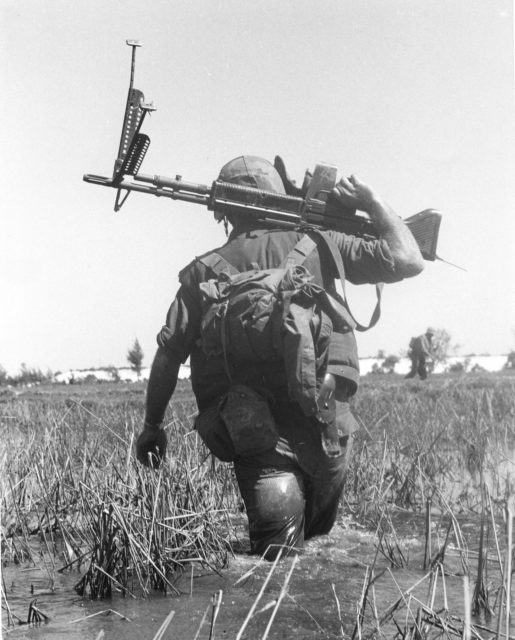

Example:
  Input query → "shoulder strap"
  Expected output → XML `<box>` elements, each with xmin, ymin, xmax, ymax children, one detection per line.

<box><xmin>281</xmin><ymin>234</ymin><xmax>318</xmax><ymax>268</ymax></box>
<box><xmin>312</xmin><ymin>230</ymin><xmax>383</xmax><ymax>332</ymax></box>
<box><xmin>201</xmin><ymin>235</ymin><xmax>318</xmax><ymax>276</ymax></box>
<box><xmin>197</xmin><ymin>252</ymin><xmax>239</xmax><ymax>277</ymax></box>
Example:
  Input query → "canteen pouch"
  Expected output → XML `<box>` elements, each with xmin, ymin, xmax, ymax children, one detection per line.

<box><xmin>219</xmin><ymin>385</ymin><xmax>279</xmax><ymax>457</ymax></box>
<box><xmin>194</xmin><ymin>405</ymin><xmax>236</xmax><ymax>462</ymax></box>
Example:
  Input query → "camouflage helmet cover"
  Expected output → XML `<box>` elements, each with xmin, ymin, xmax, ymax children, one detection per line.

<box><xmin>218</xmin><ymin>156</ymin><xmax>286</xmax><ymax>194</ymax></box>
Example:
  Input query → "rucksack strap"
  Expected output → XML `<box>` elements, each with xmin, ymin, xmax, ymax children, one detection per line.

<box><xmin>197</xmin><ymin>252</ymin><xmax>239</xmax><ymax>276</ymax></box>
<box><xmin>310</xmin><ymin>230</ymin><xmax>383</xmax><ymax>332</ymax></box>
<box><xmin>199</xmin><ymin>234</ymin><xmax>318</xmax><ymax>277</ymax></box>
<box><xmin>196</xmin><ymin>254</ymin><xmax>237</xmax><ymax>382</ymax></box>
<box><xmin>281</xmin><ymin>235</ymin><xmax>318</xmax><ymax>268</ymax></box>
<box><xmin>199</xmin><ymin>232</ymin><xmax>382</xmax><ymax>331</ymax></box>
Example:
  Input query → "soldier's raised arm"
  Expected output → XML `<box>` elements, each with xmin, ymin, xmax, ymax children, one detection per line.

<box><xmin>333</xmin><ymin>175</ymin><xmax>425</xmax><ymax>278</ymax></box>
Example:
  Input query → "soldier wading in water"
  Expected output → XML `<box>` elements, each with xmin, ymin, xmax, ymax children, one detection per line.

<box><xmin>136</xmin><ymin>155</ymin><xmax>424</xmax><ymax>560</ymax></box>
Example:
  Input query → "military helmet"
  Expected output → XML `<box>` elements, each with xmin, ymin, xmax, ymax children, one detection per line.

<box><xmin>426</xmin><ymin>327</ymin><xmax>436</xmax><ymax>336</ymax></box>
<box><xmin>218</xmin><ymin>156</ymin><xmax>286</xmax><ymax>194</ymax></box>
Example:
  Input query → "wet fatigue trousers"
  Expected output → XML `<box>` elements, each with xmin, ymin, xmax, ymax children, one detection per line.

<box><xmin>234</xmin><ymin>400</ymin><xmax>353</xmax><ymax>560</ymax></box>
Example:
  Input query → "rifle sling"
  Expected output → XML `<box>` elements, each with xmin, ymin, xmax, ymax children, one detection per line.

<box><xmin>311</xmin><ymin>230</ymin><xmax>383</xmax><ymax>332</ymax></box>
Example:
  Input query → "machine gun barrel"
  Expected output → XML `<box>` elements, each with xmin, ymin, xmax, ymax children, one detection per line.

<box><xmin>135</xmin><ymin>173</ymin><xmax>211</xmax><ymax>204</ymax></box>
<box><xmin>83</xmin><ymin>172</ymin><xmax>211</xmax><ymax>206</ymax></box>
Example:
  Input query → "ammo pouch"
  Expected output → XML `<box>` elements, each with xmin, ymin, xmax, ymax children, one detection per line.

<box><xmin>194</xmin><ymin>405</ymin><xmax>236</xmax><ymax>462</ymax></box>
<box><xmin>219</xmin><ymin>385</ymin><xmax>279</xmax><ymax>458</ymax></box>
<box><xmin>194</xmin><ymin>385</ymin><xmax>279</xmax><ymax>461</ymax></box>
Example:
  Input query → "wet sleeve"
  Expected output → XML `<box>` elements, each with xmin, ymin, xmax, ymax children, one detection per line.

<box><xmin>329</xmin><ymin>232</ymin><xmax>397</xmax><ymax>284</ymax></box>
<box><xmin>156</xmin><ymin>280</ymin><xmax>202</xmax><ymax>364</ymax></box>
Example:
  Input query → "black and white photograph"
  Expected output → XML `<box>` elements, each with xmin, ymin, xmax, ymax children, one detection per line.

<box><xmin>2</xmin><ymin>1</ymin><xmax>515</xmax><ymax>638</ymax></box>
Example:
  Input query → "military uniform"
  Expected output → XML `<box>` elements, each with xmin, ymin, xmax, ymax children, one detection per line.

<box><xmin>157</xmin><ymin>220</ymin><xmax>398</xmax><ymax>558</ymax></box>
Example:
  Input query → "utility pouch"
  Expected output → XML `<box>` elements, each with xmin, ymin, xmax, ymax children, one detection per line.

<box><xmin>194</xmin><ymin>405</ymin><xmax>236</xmax><ymax>462</ymax></box>
<box><xmin>219</xmin><ymin>385</ymin><xmax>279</xmax><ymax>457</ymax></box>
<box><xmin>315</xmin><ymin>374</ymin><xmax>359</xmax><ymax>458</ymax></box>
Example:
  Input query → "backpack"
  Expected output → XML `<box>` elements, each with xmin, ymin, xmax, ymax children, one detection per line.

<box><xmin>197</xmin><ymin>230</ymin><xmax>381</xmax><ymax>418</ymax></box>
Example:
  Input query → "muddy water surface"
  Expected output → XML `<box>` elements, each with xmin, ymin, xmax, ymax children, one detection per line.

<box><xmin>4</xmin><ymin>512</ymin><xmax>514</xmax><ymax>639</ymax></box>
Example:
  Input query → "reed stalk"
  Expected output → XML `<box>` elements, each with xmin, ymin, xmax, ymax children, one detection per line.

<box><xmin>150</xmin><ymin>608</ymin><xmax>176</xmax><ymax>640</ymax></box>
<box><xmin>261</xmin><ymin>555</ymin><xmax>299</xmax><ymax>640</ymax></box>
<box><xmin>423</xmin><ymin>497</ymin><xmax>432</xmax><ymax>570</ymax></box>
<box><xmin>235</xmin><ymin>549</ymin><xmax>284</xmax><ymax>640</ymax></box>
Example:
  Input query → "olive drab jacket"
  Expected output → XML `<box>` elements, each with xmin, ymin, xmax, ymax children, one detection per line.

<box><xmin>157</xmin><ymin>222</ymin><xmax>398</xmax><ymax>413</ymax></box>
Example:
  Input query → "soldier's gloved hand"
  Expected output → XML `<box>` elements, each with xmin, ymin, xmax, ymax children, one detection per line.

<box><xmin>136</xmin><ymin>421</ymin><xmax>167</xmax><ymax>468</ymax></box>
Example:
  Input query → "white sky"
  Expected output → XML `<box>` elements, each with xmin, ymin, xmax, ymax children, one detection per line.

<box><xmin>1</xmin><ymin>0</ymin><xmax>514</xmax><ymax>374</ymax></box>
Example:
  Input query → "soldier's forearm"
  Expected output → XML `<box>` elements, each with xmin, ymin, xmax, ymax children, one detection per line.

<box><xmin>145</xmin><ymin>346</ymin><xmax>181</xmax><ymax>427</ymax></box>
<box><xmin>367</xmin><ymin>198</ymin><xmax>425</xmax><ymax>278</ymax></box>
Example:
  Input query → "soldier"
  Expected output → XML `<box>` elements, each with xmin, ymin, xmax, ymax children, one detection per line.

<box><xmin>136</xmin><ymin>155</ymin><xmax>424</xmax><ymax>559</ymax></box>
<box><xmin>405</xmin><ymin>328</ymin><xmax>436</xmax><ymax>380</ymax></box>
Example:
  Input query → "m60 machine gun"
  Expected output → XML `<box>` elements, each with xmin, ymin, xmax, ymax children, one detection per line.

<box><xmin>83</xmin><ymin>40</ymin><xmax>443</xmax><ymax>262</ymax></box>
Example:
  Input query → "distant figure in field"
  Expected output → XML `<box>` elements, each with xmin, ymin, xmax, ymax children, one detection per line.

<box><xmin>405</xmin><ymin>328</ymin><xmax>435</xmax><ymax>380</ymax></box>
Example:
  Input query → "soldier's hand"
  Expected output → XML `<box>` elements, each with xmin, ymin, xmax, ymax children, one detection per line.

<box><xmin>332</xmin><ymin>175</ymin><xmax>380</xmax><ymax>213</ymax></box>
<box><xmin>136</xmin><ymin>422</ymin><xmax>167</xmax><ymax>468</ymax></box>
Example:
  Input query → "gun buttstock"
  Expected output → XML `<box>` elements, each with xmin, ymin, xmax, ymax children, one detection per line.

<box><xmin>404</xmin><ymin>209</ymin><xmax>442</xmax><ymax>261</ymax></box>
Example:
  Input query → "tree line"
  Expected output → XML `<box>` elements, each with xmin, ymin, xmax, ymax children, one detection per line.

<box><xmin>1</xmin><ymin>339</ymin><xmax>145</xmax><ymax>386</ymax></box>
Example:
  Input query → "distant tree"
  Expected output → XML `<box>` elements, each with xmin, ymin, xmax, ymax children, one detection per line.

<box><xmin>127</xmin><ymin>339</ymin><xmax>144</xmax><ymax>379</ymax></box>
<box><xmin>382</xmin><ymin>354</ymin><xmax>399</xmax><ymax>374</ymax></box>
<box><xmin>370</xmin><ymin>362</ymin><xmax>383</xmax><ymax>375</ymax></box>
<box><xmin>370</xmin><ymin>353</ymin><xmax>399</xmax><ymax>374</ymax></box>
<box><xmin>11</xmin><ymin>363</ymin><xmax>53</xmax><ymax>386</ymax></box>
<box><xmin>431</xmin><ymin>329</ymin><xmax>459</xmax><ymax>368</ymax></box>
<box><xmin>447</xmin><ymin>357</ymin><xmax>471</xmax><ymax>374</ymax></box>
<box><xmin>0</xmin><ymin>365</ymin><xmax>8</xmax><ymax>386</ymax></box>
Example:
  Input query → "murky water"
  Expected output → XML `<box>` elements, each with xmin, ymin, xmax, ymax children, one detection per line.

<box><xmin>3</xmin><ymin>511</ymin><xmax>514</xmax><ymax>639</ymax></box>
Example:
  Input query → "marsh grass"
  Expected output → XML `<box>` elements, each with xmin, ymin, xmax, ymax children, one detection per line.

<box><xmin>1</xmin><ymin>382</ymin><xmax>240</xmax><ymax>601</ymax></box>
<box><xmin>343</xmin><ymin>374</ymin><xmax>515</xmax><ymax>639</ymax></box>
<box><xmin>1</xmin><ymin>373</ymin><xmax>515</xmax><ymax>638</ymax></box>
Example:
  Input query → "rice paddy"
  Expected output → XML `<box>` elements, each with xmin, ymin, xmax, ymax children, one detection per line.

<box><xmin>1</xmin><ymin>372</ymin><xmax>515</xmax><ymax>638</ymax></box>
